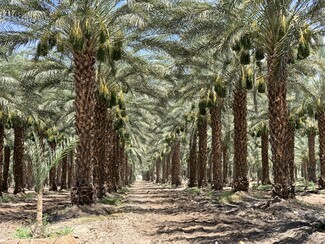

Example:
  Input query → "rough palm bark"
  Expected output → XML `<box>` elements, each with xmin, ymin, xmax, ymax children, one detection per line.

<box><xmin>156</xmin><ymin>156</ymin><xmax>161</xmax><ymax>183</ymax></box>
<box><xmin>287</xmin><ymin>124</ymin><xmax>295</xmax><ymax>184</ymax></box>
<box><xmin>267</xmin><ymin>55</ymin><xmax>293</xmax><ymax>198</ymax></box>
<box><xmin>233</xmin><ymin>87</ymin><xmax>249</xmax><ymax>192</ymax></box>
<box><xmin>2</xmin><ymin>145</ymin><xmax>10</xmax><ymax>192</ymax></box>
<box><xmin>125</xmin><ymin>155</ymin><xmax>129</xmax><ymax>186</ymax></box>
<box><xmin>112</xmin><ymin>132</ymin><xmax>121</xmax><ymax>191</ymax></box>
<box><xmin>197</xmin><ymin>117</ymin><xmax>208</xmax><ymax>188</ymax></box>
<box><xmin>162</xmin><ymin>155</ymin><xmax>167</xmax><ymax>183</ymax></box>
<box><xmin>94</xmin><ymin>99</ymin><xmax>108</xmax><ymax>197</ymax></box>
<box><xmin>56</xmin><ymin>162</ymin><xmax>62</xmax><ymax>188</ymax></box>
<box><xmin>0</xmin><ymin>124</ymin><xmax>4</xmax><ymax>196</ymax></box>
<box><xmin>207</xmin><ymin>152</ymin><xmax>212</xmax><ymax>183</ymax></box>
<box><xmin>105</xmin><ymin>113</ymin><xmax>114</xmax><ymax>192</ymax></box>
<box><xmin>49</xmin><ymin>142</ymin><xmax>57</xmax><ymax>191</ymax></box>
<box><xmin>166</xmin><ymin>152</ymin><xmax>171</xmax><ymax>182</ymax></box>
<box><xmin>26</xmin><ymin>159</ymin><xmax>34</xmax><ymax>190</ymax></box>
<box><xmin>188</xmin><ymin>131</ymin><xmax>197</xmax><ymax>187</ymax></box>
<box><xmin>61</xmin><ymin>155</ymin><xmax>68</xmax><ymax>190</ymax></box>
<box><xmin>171</xmin><ymin>139</ymin><xmax>181</xmax><ymax>186</ymax></box>
<box><xmin>71</xmin><ymin>44</ymin><xmax>97</xmax><ymax>205</ymax></box>
<box><xmin>210</xmin><ymin>103</ymin><xmax>223</xmax><ymax>190</ymax></box>
<box><xmin>222</xmin><ymin>142</ymin><xmax>228</xmax><ymax>184</ymax></box>
<box><xmin>119</xmin><ymin>143</ymin><xmax>125</xmax><ymax>187</ymax></box>
<box><xmin>67</xmin><ymin>151</ymin><xmax>74</xmax><ymax>189</ymax></box>
<box><xmin>261</xmin><ymin>131</ymin><xmax>271</xmax><ymax>184</ymax></box>
<box><xmin>13</xmin><ymin>125</ymin><xmax>25</xmax><ymax>194</ymax></box>
<box><xmin>308</xmin><ymin>131</ymin><xmax>316</xmax><ymax>183</ymax></box>
<box><xmin>318</xmin><ymin>108</ymin><xmax>325</xmax><ymax>188</ymax></box>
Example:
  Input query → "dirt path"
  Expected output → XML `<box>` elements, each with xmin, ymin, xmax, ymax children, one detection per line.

<box><xmin>1</xmin><ymin>181</ymin><xmax>325</xmax><ymax>243</ymax></box>
<box><xmin>76</xmin><ymin>181</ymin><xmax>325</xmax><ymax>244</ymax></box>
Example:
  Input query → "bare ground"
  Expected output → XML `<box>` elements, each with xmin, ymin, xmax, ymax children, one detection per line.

<box><xmin>1</xmin><ymin>181</ymin><xmax>325</xmax><ymax>244</ymax></box>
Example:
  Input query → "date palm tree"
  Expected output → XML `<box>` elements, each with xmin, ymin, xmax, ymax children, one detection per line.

<box><xmin>0</xmin><ymin>0</ymin><xmax>145</xmax><ymax>204</ymax></box>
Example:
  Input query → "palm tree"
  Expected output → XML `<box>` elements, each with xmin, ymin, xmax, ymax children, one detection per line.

<box><xmin>245</xmin><ymin>0</ymin><xmax>323</xmax><ymax>198</ymax></box>
<box><xmin>295</xmin><ymin>51</ymin><xmax>325</xmax><ymax>188</ymax></box>
<box><xmin>171</xmin><ymin>133</ymin><xmax>181</xmax><ymax>186</ymax></box>
<box><xmin>252</xmin><ymin>121</ymin><xmax>271</xmax><ymax>185</ymax></box>
<box><xmin>0</xmin><ymin>0</ymin><xmax>145</xmax><ymax>204</ymax></box>
<box><xmin>209</xmin><ymin>90</ymin><xmax>223</xmax><ymax>190</ymax></box>
<box><xmin>155</xmin><ymin>155</ymin><xmax>161</xmax><ymax>183</ymax></box>
<box><xmin>12</xmin><ymin>116</ymin><xmax>26</xmax><ymax>194</ymax></box>
<box><xmin>0</xmin><ymin>117</ymin><xmax>4</xmax><ymax>196</ymax></box>
<box><xmin>188</xmin><ymin>130</ymin><xmax>198</xmax><ymax>187</ymax></box>
<box><xmin>307</xmin><ymin>125</ymin><xmax>317</xmax><ymax>183</ymax></box>
<box><xmin>28</xmin><ymin>131</ymin><xmax>75</xmax><ymax>235</ymax></box>
<box><xmin>197</xmin><ymin>92</ymin><xmax>208</xmax><ymax>188</ymax></box>
<box><xmin>232</xmin><ymin>81</ymin><xmax>249</xmax><ymax>192</ymax></box>
<box><xmin>1</xmin><ymin>145</ymin><xmax>11</xmax><ymax>193</ymax></box>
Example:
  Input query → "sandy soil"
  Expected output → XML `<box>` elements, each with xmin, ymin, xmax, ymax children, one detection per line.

<box><xmin>1</xmin><ymin>181</ymin><xmax>325</xmax><ymax>244</ymax></box>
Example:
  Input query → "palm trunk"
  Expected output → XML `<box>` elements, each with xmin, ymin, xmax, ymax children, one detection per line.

<box><xmin>261</xmin><ymin>131</ymin><xmax>271</xmax><ymax>184</ymax></box>
<box><xmin>287</xmin><ymin>125</ymin><xmax>295</xmax><ymax>184</ymax></box>
<box><xmin>0</xmin><ymin>124</ymin><xmax>4</xmax><ymax>196</ymax></box>
<box><xmin>61</xmin><ymin>155</ymin><xmax>68</xmax><ymax>190</ymax></box>
<box><xmin>166</xmin><ymin>152</ymin><xmax>171</xmax><ymax>182</ymax></box>
<box><xmin>119</xmin><ymin>144</ymin><xmax>125</xmax><ymax>187</ymax></box>
<box><xmin>94</xmin><ymin>99</ymin><xmax>109</xmax><ymax>197</ymax></box>
<box><xmin>106</xmin><ymin>112</ymin><xmax>114</xmax><ymax>192</ymax></box>
<box><xmin>125</xmin><ymin>155</ymin><xmax>129</xmax><ymax>185</ymax></box>
<box><xmin>188</xmin><ymin>131</ymin><xmax>197</xmax><ymax>187</ymax></box>
<box><xmin>56</xmin><ymin>162</ymin><xmax>62</xmax><ymax>188</ymax></box>
<box><xmin>156</xmin><ymin>157</ymin><xmax>161</xmax><ymax>183</ymax></box>
<box><xmin>207</xmin><ymin>152</ymin><xmax>212</xmax><ymax>183</ymax></box>
<box><xmin>2</xmin><ymin>145</ymin><xmax>10</xmax><ymax>192</ymax></box>
<box><xmin>197</xmin><ymin>117</ymin><xmax>208</xmax><ymax>188</ymax></box>
<box><xmin>171</xmin><ymin>139</ymin><xmax>181</xmax><ymax>186</ymax></box>
<box><xmin>26</xmin><ymin>159</ymin><xmax>34</xmax><ymax>190</ymax></box>
<box><xmin>35</xmin><ymin>186</ymin><xmax>43</xmax><ymax>237</ymax></box>
<box><xmin>67</xmin><ymin>151</ymin><xmax>74</xmax><ymax>189</ymax></box>
<box><xmin>308</xmin><ymin>131</ymin><xmax>316</xmax><ymax>182</ymax></box>
<box><xmin>13</xmin><ymin>125</ymin><xmax>25</xmax><ymax>194</ymax></box>
<box><xmin>233</xmin><ymin>86</ymin><xmax>248</xmax><ymax>192</ymax></box>
<box><xmin>267</xmin><ymin>55</ymin><xmax>293</xmax><ymax>198</ymax></box>
<box><xmin>162</xmin><ymin>156</ymin><xmax>167</xmax><ymax>183</ymax></box>
<box><xmin>49</xmin><ymin>142</ymin><xmax>57</xmax><ymax>191</ymax></box>
<box><xmin>222</xmin><ymin>142</ymin><xmax>228</xmax><ymax>184</ymax></box>
<box><xmin>71</xmin><ymin>45</ymin><xmax>96</xmax><ymax>205</ymax></box>
<box><xmin>211</xmin><ymin>104</ymin><xmax>223</xmax><ymax>190</ymax></box>
<box><xmin>112</xmin><ymin>132</ymin><xmax>120</xmax><ymax>191</ymax></box>
<box><xmin>318</xmin><ymin>108</ymin><xmax>325</xmax><ymax>188</ymax></box>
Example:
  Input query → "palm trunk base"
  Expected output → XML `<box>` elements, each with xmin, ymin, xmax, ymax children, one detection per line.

<box><xmin>13</xmin><ymin>187</ymin><xmax>25</xmax><ymax>194</ymax></box>
<box><xmin>318</xmin><ymin>177</ymin><xmax>325</xmax><ymax>189</ymax></box>
<box><xmin>233</xmin><ymin>177</ymin><xmax>249</xmax><ymax>192</ymax></box>
<box><xmin>272</xmin><ymin>183</ymin><xmax>295</xmax><ymax>199</ymax></box>
<box><xmin>96</xmin><ymin>185</ymin><xmax>107</xmax><ymax>198</ymax></box>
<box><xmin>212</xmin><ymin>182</ymin><xmax>223</xmax><ymax>190</ymax></box>
<box><xmin>71</xmin><ymin>183</ymin><xmax>96</xmax><ymax>205</ymax></box>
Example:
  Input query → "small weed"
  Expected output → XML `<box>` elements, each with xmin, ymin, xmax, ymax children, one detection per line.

<box><xmin>185</xmin><ymin>187</ymin><xmax>201</xmax><ymax>196</ymax></box>
<box><xmin>308</xmin><ymin>181</ymin><xmax>316</xmax><ymax>191</ymax></box>
<box><xmin>14</xmin><ymin>227</ymin><xmax>32</xmax><ymax>239</ymax></box>
<box><xmin>118</xmin><ymin>187</ymin><xmax>129</xmax><ymax>194</ymax></box>
<box><xmin>0</xmin><ymin>194</ymin><xmax>13</xmax><ymax>203</ymax></box>
<box><xmin>48</xmin><ymin>226</ymin><xmax>74</xmax><ymax>238</ymax></box>
<box><xmin>217</xmin><ymin>190</ymin><xmax>240</xmax><ymax>204</ymax></box>
<box><xmin>99</xmin><ymin>196</ymin><xmax>122</xmax><ymax>206</ymax></box>
<box><xmin>163</xmin><ymin>184</ymin><xmax>172</xmax><ymax>189</ymax></box>
<box><xmin>203</xmin><ymin>186</ymin><xmax>215</xmax><ymax>200</ymax></box>
<box><xmin>251</xmin><ymin>184</ymin><xmax>272</xmax><ymax>191</ymax></box>
<box><xmin>25</xmin><ymin>192</ymin><xmax>35</xmax><ymax>199</ymax></box>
